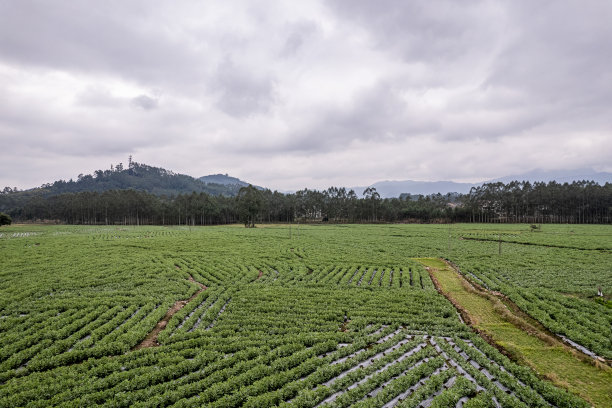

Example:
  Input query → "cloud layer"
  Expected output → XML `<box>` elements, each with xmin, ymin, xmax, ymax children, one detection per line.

<box><xmin>1</xmin><ymin>0</ymin><xmax>611</xmax><ymax>191</ymax></box>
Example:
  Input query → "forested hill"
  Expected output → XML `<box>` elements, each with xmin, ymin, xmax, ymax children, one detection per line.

<box><xmin>199</xmin><ymin>173</ymin><xmax>245</xmax><ymax>186</ymax></box>
<box><xmin>0</xmin><ymin>162</ymin><xmax>243</xmax><ymax>205</ymax></box>
<box><xmin>199</xmin><ymin>173</ymin><xmax>250</xmax><ymax>187</ymax></box>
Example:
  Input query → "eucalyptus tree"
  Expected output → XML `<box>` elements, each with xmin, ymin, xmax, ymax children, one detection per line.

<box><xmin>362</xmin><ymin>187</ymin><xmax>381</xmax><ymax>222</ymax></box>
<box><xmin>236</xmin><ymin>185</ymin><xmax>263</xmax><ymax>227</ymax></box>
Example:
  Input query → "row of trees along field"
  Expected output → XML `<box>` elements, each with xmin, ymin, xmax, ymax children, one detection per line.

<box><xmin>1</xmin><ymin>180</ymin><xmax>611</xmax><ymax>226</ymax></box>
<box><xmin>465</xmin><ymin>180</ymin><xmax>612</xmax><ymax>224</ymax></box>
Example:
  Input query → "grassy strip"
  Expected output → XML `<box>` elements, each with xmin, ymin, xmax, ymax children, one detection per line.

<box><xmin>414</xmin><ymin>257</ymin><xmax>612</xmax><ymax>408</ymax></box>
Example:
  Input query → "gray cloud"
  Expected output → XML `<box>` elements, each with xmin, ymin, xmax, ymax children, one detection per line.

<box><xmin>76</xmin><ymin>87</ymin><xmax>123</xmax><ymax>108</ymax></box>
<box><xmin>280</xmin><ymin>20</ymin><xmax>319</xmax><ymax>58</ymax></box>
<box><xmin>212</xmin><ymin>57</ymin><xmax>276</xmax><ymax>117</ymax></box>
<box><xmin>286</xmin><ymin>81</ymin><xmax>440</xmax><ymax>152</ymax></box>
<box><xmin>132</xmin><ymin>95</ymin><xmax>159</xmax><ymax>110</ymax></box>
<box><xmin>1</xmin><ymin>0</ymin><xmax>611</xmax><ymax>190</ymax></box>
<box><xmin>77</xmin><ymin>87</ymin><xmax>160</xmax><ymax>111</ymax></box>
<box><xmin>0</xmin><ymin>2</ymin><xmax>200</xmax><ymax>88</ymax></box>
<box><xmin>327</xmin><ymin>0</ymin><xmax>503</xmax><ymax>70</ymax></box>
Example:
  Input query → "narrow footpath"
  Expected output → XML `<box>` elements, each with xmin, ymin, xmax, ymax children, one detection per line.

<box><xmin>133</xmin><ymin>275</ymin><xmax>206</xmax><ymax>350</ymax></box>
<box><xmin>414</xmin><ymin>258</ymin><xmax>612</xmax><ymax>408</ymax></box>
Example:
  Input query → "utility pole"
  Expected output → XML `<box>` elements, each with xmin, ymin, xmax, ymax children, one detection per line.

<box><xmin>447</xmin><ymin>223</ymin><xmax>451</xmax><ymax>255</ymax></box>
<box><xmin>498</xmin><ymin>232</ymin><xmax>502</xmax><ymax>255</ymax></box>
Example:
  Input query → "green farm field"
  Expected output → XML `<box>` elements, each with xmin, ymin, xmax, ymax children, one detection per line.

<box><xmin>0</xmin><ymin>223</ymin><xmax>610</xmax><ymax>407</ymax></box>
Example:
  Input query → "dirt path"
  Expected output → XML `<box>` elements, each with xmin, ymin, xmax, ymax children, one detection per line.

<box><xmin>132</xmin><ymin>276</ymin><xmax>206</xmax><ymax>350</ymax></box>
<box><xmin>414</xmin><ymin>257</ymin><xmax>612</xmax><ymax>407</ymax></box>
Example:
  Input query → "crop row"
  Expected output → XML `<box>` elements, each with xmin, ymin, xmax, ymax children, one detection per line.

<box><xmin>247</xmin><ymin>264</ymin><xmax>434</xmax><ymax>290</ymax></box>
<box><xmin>0</xmin><ymin>302</ymin><xmax>169</xmax><ymax>382</ymax></box>
<box><xmin>2</xmin><ymin>326</ymin><xmax>586</xmax><ymax>407</ymax></box>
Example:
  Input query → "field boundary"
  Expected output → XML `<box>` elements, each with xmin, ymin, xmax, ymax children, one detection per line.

<box><xmin>460</xmin><ymin>236</ymin><xmax>611</xmax><ymax>252</ymax></box>
<box><xmin>443</xmin><ymin>258</ymin><xmax>610</xmax><ymax>365</ymax></box>
<box><xmin>415</xmin><ymin>257</ymin><xmax>612</xmax><ymax>407</ymax></box>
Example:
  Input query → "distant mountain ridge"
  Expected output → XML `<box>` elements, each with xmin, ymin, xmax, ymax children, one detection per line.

<box><xmin>487</xmin><ymin>168</ymin><xmax>612</xmax><ymax>185</ymax></box>
<box><xmin>355</xmin><ymin>168</ymin><xmax>612</xmax><ymax>198</ymax></box>
<box><xmin>364</xmin><ymin>180</ymin><xmax>474</xmax><ymax>198</ymax></box>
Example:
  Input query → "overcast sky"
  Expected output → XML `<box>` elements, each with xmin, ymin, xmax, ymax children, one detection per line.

<box><xmin>1</xmin><ymin>0</ymin><xmax>611</xmax><ymax>191</ymax></box>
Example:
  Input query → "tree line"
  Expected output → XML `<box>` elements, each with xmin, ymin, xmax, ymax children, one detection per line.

<box><xmin>1</xmin><ymin>179</ymin><xmax>610</xmax><ymax>225</ymax></box>
<box><xmin>464</xmin><ymin>180</ymin><xmax>612</xmax><ymax>224</ymax></box>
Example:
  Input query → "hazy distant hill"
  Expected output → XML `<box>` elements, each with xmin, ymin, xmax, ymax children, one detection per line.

<box><xmin>350</xmin><ymin>180</ymin><xmax>474</xmax><ymax>198</ymax></box>
<box><xmin>366</xmin><ymin>180</ymin><xmax>475</xmax><ymax>198</ymax></box>
<box><xmin>357</xmin><ymin>168</ymin><xmax>612</xmax><ymax>198</ymax></box>
<box><xmin>198</xmin><ymin>174</ymin><xmax>262</xmax><ymax>190</ymax></box>
<box><xmin>199</xmin><ymin>174</ymin><xmax>248</xmax><ymax>186</ymax></box>
<box><xmin>487</xmin><ymin>168</ymin><xmax>612</xmax><ymax>185</ymax></box>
